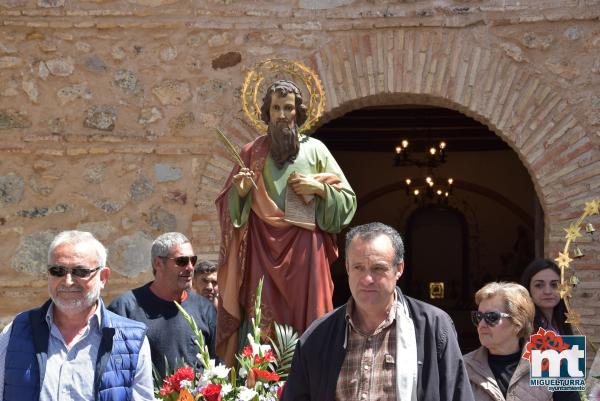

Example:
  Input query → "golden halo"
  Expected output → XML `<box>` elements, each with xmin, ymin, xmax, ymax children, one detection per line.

<box><xmin>556</xmin><ymin>198</ymin><xmax>599</xmax><ymax>351</ymax></box>
<box><xmin>241</xmin><ymin>58</ymin><xmax>325</xmax><ymax>135</ymax></box>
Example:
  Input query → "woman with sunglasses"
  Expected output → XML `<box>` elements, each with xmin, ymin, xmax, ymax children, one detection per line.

<box><xmin>520</xmin><ymin>258</ymin><xmax>573</xmax><ymax>336</ymax></box>
<box><xmin>464</xmin><ymin>282</ymin><xmax>552</xmax><ymax>401</ymax></box>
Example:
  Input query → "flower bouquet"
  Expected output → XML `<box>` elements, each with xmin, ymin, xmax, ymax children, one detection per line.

<box><xmin>156</xmin><ymin>278</ymin><xmax>298</xmax><ymax>401</ymax></box>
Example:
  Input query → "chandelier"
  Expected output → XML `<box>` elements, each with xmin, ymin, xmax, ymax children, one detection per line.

<box><xmin>394</xmin><ymin>139</ymin><xmax>447</xmax><ymax>168</ymax></box>
<box><xmin>394</xmin><ymin>139</ymin><xmax>453</xmax><ymax>202</ymax></box>
<box><xmin>404</xmin><ymin>176</ymin><xmax>454</xmax><ymax>203</ymax></box>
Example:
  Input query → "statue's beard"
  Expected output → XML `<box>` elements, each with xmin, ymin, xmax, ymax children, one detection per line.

<box><xmin>268</xmin><ymin>120</ymin><xmax>300</xmax><ymax>168</ymax></box>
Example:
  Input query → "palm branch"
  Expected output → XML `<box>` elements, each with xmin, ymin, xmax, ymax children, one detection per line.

<box><xmin>268</xmin><ymin>321</ymin><xmax>299</xmax><ymax>379</ymax></box>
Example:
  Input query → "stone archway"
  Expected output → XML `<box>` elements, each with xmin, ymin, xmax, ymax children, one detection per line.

<box><xmin>198</xmin><ymin>29</ymin><xmax>597</xmax><ymax>260</ymax></box>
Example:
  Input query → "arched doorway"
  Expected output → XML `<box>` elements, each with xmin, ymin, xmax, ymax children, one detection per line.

<box><xmin>314</xmin><ymin>104</ymin><xmax>537</xmax><ymax>353</ymax></box>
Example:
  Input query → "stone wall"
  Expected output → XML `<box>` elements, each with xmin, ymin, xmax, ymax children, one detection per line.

<box><xmin>1</xmin><ymin>0</ymin><xmax>599</xmax><ymax>349</ymax></box>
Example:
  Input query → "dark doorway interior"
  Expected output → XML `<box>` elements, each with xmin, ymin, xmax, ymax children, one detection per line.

<box><xmin>402</xmin><ymin>205</ymin><xmax>477</xmax><ymax>352</ymax></box>
<box><xmin>314</xmin><ymin>104</ymin><xmax>537</xmax><ymax>355</ymax></box>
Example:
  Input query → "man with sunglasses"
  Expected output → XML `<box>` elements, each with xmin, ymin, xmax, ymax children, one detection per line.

<box><xmin>0</xmin><ymin>230</ymin><xmax>155</xmax><ymax>401</ymax></box>
<box><xmin>109</xmin><ymin>232</ymin><xmax>217</xmax><ymax>379</ymax></box>
<box><xmin>282</xmin><ymin>222</ymin><xmax>474</xmax><ymax>401</ymax></box>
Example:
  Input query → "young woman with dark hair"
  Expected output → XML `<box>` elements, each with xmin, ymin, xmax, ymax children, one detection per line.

<box><xmin>520</xmin><ymin>258</ymin><xmax>573</xmax><ymax>335</ymax></box>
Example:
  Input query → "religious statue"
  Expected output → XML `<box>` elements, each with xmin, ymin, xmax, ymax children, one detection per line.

<box><xmin>215</xmin><ymin>61</ymin><xmax>357</xmax><ymax>364</ymax></box>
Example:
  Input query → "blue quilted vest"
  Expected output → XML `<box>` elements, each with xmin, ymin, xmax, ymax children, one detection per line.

<box><xmin>3</xmin><ymin>300</ymin><xmax>147</xmax><ymax>401</ymax></box>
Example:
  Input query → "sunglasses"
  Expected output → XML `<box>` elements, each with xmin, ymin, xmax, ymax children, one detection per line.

<box><xmin>48</xmin><ymin>265</ymin><xmax>102</xmax><ymax>278</ymax></box>
<box><xmin>471</xmin><ymin>311</ymin><xmax>511</xmax><ymax>327</ymax></box>
<box><xmin>162</xmin><ymin>255</ymin><xmax>197</xmax><ymax>267</ymax></box>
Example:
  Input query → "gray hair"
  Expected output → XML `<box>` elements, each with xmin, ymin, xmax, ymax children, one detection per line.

<box><xmin>475</xmin><ymin>282</ymin><xmax>535</xmax><ymax>339</ymax></box>
<box><xmin>345</xmin><ymin>222</ymin><xmax>405</xmax><ymax>266</ymax></box>
<box><xmin>194</xmin><ymin>260</ymin><xmax>217</xmax><ymax>276</ymax></box>
<box><xmin>48</xmin><ymin>230</ymin><xmax>107</xmax><ymax>268</ymax></box>
<box><xmin>151</xmin><ymin>232</ymin><xmax>190</xmax><ymax>270</ymax></box>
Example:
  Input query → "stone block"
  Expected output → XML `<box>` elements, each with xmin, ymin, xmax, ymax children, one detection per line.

<box><xmin>37</xmin><ymin>0</ymin><xmax>65</xmax><ymax>7</ymax></box>
<box><xmin>152</xmin><ymin>79</ymin><xmax>191</xmax><ymax>106</ymax></box>
<box><xmin>84</xmin><ymin>105</ymin><xmax>117</xmax><ymax>131</ymax></box>
<box><xmin>521</xmin><ymin>32</ymin><xmax>553</xmax><ymax>50</ymax></box>
<box><xmin>0</xmin><ymin>109</ymin><xmax>31</xmax><ymax>129</ymax></box>
<box><xmin>29</xmin><ymin>174</ymin><xmax>58</xmax><ymax>196</ymax></box>
<box><xmin>94</xmin><ymin>199</ymin><xmax>123</xmax><ymax>214</ymax></box>
<box><xmin>138</xmin><ymin>107</ymin><xmax>162</xmax><ymax>124</ymax></box>
<box><xmin>45</xmin><ymin>57</ymin><xmax>74</xmax><ymax>76</ymax></box>
<box><xmin>57</xmin><ymin>83</ymin><xmax>92</xmax><ymax>105</ymax></box>
<box><xmin>84</xmin><ymin>162</ymin><xmax>107</xmax><ymax>184</ymax></box>
<box><xmin>17</xmin><ymin>204</ymin><xmax>68</xmax><ymax>218</ymax></box>
<box><xmin>21</xmin><ymin>80</ymin><xmax>39</xmax><ymax>103</ymax></box>
<box><xmin>163</xmin><ymin>189</ymin><xmax>186</xmax><ymax>205</ymax></box>
<box><xmin>564</xmin><ymin>26</ymin><xmax>584</xmax><ymax>41</ymax></box>
<box><xmin>0</xmin><ymin>173</ymin><xmax>24</xmax><ymax>205</ymax></box>
<box><xmin>169</xmin><ymin>111</ymin><xmax>195</xmax><ymax>131</ymax></box>
<box><xmin>130</xmin><ymin>174</ymin><xmax>154</xmax><ymax>201</ymax></box>
<box><xmin>500</xmin><ymin>42</ymin><xmax>526</xmax><ymax>63</ymax></box>
<box><xmin>84</xmin><ymin>55</ymin><xmax>108</xmax><ymax>73</ymax></box>
<box><xmin>159</xmin><ymin>46</ymin><xmax>177</xmax><ymax>62</ymax></box>
<box><xmin>154</xmin><ymin>163</ymin><xmax>182</xmax><ymax>182</ymax></box>
<box><xmin>113</xmin><ymin>69</ymin><xmax>141</xmax><ymax>94</ymax></box>
<box><xmin>211</xmin><ymin>51</ymin><xmax>242</xmax><ymax>70</ymax></box>
<box><xmin>109</xmin><ymin>231</ymin><xmax>153</xmax><ymax>277</ymax></box>
<box><xmin>11</xmin><ymin>230</ymin><xmax>58</xmax><ymax>276</ymax></box>
<box><xmin>145</xmin><ymin>205</ymin><xmax>176</xmax><ymax>231</ymax></box>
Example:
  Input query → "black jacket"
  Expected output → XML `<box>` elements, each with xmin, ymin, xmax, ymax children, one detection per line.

<box><xmin>282</xmin><ymin>289</ymin><xmax>475</xmax><ymax>401</ymax></box>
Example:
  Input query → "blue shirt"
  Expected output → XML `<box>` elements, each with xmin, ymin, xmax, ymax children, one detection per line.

<box><xmin>0</xmin><ymin>302</ymin><xmax>155</xmax><ymax>401</ymax></box>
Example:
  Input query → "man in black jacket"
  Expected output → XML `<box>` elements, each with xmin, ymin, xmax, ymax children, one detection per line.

<box><xmin>282</xmin><ymin>222</ymin><xmax>474</xmax><ymax>401</ymax></box>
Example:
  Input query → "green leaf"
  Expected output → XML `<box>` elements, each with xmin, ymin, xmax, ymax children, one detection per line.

<box><xmin>268</xmin><ymin>321</ymin><xmax>299</xmax><ymax>379</ymax></box>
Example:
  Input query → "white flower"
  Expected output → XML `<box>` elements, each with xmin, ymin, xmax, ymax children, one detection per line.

<box><xmin>179</xmin><ymin>380</ymin><xmax>193</xmax><ymax>389</ymax></box>
<box><xmin>239</xmin><ymin>367</ymin><xmax>248</xmax><ymax>378</ymax></box>
<box><xmin>238</xmin><ymin>387</ymin><xmax>258</xmax><ymax>401</ymax></box>
<box><xmin>221</xmin><ymin>383</ymin><xmax>233</xmax><ymax>395</ymax></box>
<box><xmin>204</xmin><ymin>359</ymin><xmax>231</xmax><ymax>380</ymax></box>
<box><xmin>246</xmin><ymin>334</ymin><xmax>272</xmax><ymax>356</ymax></box>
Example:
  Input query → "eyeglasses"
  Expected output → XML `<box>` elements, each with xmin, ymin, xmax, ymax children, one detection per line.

<box><xmin>471</xmin><ymin>311</ymin><xmax>511</xmax><ymax>327</ymax></box>
<box><xmin>162</xmin><ymin>255</ymin><xmax>197</xmax><ymax>267</ymax></box>
<box><xmin>47</xmin><ymin>265</ymin><xmax>102</xmax><ymax>278</ymax></box>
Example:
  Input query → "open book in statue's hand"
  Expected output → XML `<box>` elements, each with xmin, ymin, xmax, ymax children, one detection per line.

<box><xmin>284</xmin><ymin>172</ymin><xmax>316</xmax><ymax>230</ymax></box>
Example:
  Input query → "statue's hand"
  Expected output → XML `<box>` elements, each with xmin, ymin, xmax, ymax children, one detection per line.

<box><xmin>288</xmin><ymin>173</ymin><xmax>325</xmax><ymax>199</ymax></box>
<box><xmin>232</xmin><ymin>167</ymin><xmax>255</xmax><ymax>197</ymax></box>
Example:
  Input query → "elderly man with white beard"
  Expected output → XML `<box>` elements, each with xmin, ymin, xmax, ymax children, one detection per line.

<box><xmin>0</xmin><ymin>230</ymin><xmax>154</xmax><ymax>401</ymax></box>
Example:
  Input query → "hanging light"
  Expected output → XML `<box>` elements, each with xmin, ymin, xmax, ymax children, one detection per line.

<box><xmin>393</xmin><ymin>139</ymin><xmax>448</xmax><ymax>168</ymax></box>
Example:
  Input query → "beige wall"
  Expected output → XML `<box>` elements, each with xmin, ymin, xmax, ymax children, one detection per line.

<box><xmin>1</xmin><ymin>0</ymin><xmax>599</xmax><ymax>351</ymax></box>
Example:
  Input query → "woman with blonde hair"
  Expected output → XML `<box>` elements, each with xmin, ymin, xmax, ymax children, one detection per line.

<box><xmin>464</xmin><ymin>282</ymin><xmax>552</xmax><ymax>401</ymax></box>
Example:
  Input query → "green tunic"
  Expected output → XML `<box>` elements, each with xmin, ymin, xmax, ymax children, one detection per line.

<box><xmin>228</xmin><ymin>136</ymin><xmax>356</xmax><ymax>233</ymax></box>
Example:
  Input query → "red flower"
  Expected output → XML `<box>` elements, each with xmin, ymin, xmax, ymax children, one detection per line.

<box><xmin>251</xmin><ymin>367</ymin><xmax>280</xmax><ymax>382</ymax></box>
<box><xmin>263</xmin><ymin>349</ymin><xmax>276</xmax><ymax>363</ymax></box>
<box><xmin>253</xmin><ymin>348</ymin><xmax>276</xmax><ymax>365</ymax></box>
<box><xmin>161</xmin><ymin>366</ymin><xmax>196</xmax><ymax>394</ymax></box>
<box><xmin>200</xmin><ymin>383</ymin><xmax>222</xmax><ymax>401</ymax></box>
<box><xmin>241</xmin><ymin>345</ymin><xmax>253</xmax><ymax>358</ymax></box>
<box><xmin>159</xmin><ymin>382</ymin><xmax>174</xmax><ymax>396</ymax></box>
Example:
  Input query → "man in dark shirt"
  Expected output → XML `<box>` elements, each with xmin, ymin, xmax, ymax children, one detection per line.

<box><xmin>109</xmin><ymin>232</ymin><xmax>216</xmax><ymax>378</ymax></box>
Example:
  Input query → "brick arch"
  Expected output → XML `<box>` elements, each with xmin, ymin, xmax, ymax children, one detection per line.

<box><xmin>196</xmin><ymin>29</ymin><xmax>598</xmax><ymax>257</ymax></box>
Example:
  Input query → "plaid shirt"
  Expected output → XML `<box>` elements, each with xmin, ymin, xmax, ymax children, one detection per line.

<box><xmin>335</xmin><ymin>297</ymin><xmax>397</xmax><ymax>401</ymax></box>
